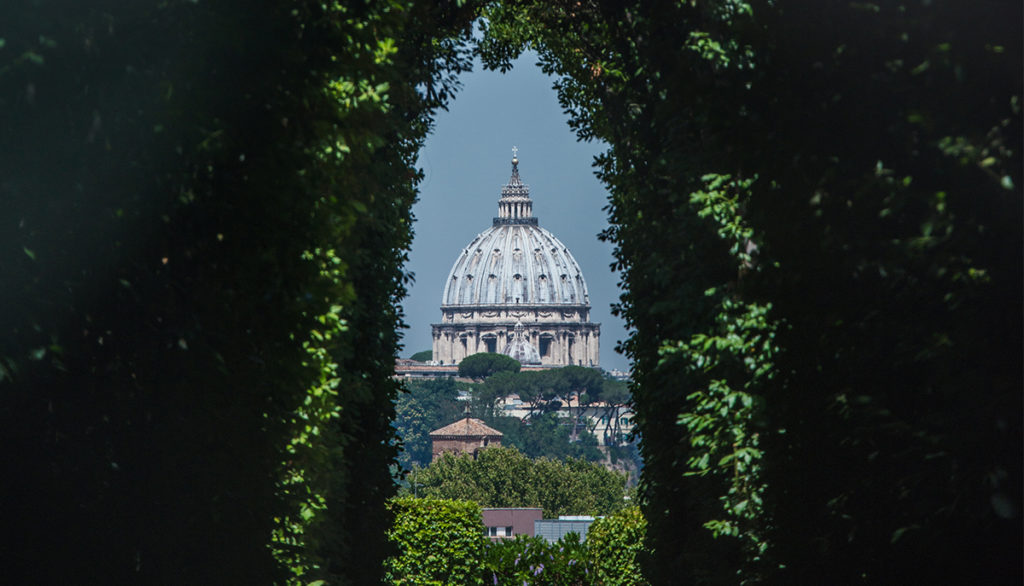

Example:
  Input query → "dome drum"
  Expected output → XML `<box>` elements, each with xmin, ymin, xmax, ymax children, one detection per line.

<box><xmin>432</xmin><ymin>321</ymin><xmax>599</xmax><ymax>367</ymax></box>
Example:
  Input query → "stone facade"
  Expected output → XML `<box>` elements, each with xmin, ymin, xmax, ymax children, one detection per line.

<box><xmin>432</xmin><ymin>154</ymin><xmax>600</xmax><ymax>367</ymax></box>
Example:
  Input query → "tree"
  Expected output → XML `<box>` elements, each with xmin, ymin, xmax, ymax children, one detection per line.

<box><xmin>489</xmin><ymin>411</ymin><xmax>603</xmax><ymax>463</ymax></box>
<box><xmin>595</xmin><ymin>378</ymin><xmax>632</xmax><ymax>447</ymax></box>
<box><xmin>394</xmin><ymin>377</ymin><xmax>464</xmax><ymax>469</ymax></box>
<box><xmin>548</xmin><ymin>365</ymin><xmax>604</xmax><ymax>441</ymax></box>
<box><xmin>385</xmin><ymin>498</ymin><xmax>487</xmax><ymax>586</ymax></box>
<box><xmin>409</xmin><ymin>350</ymin><xmax>433</xmax><ymax>362</ymax></box>
<box><xmin>408</xmin><ymin>446</ymin><xmax>627</xmax><ymax>518</ymax></box>
<box><xmin>458</xmin><ymin>352</ymin><xmax>521</xmax><ymax>381</ymax></box>
<box><xmin>514</xmin><ymin>369</ymin><xmax>562</xmax><ymax>416</ymax></box>
<box><xmin>463</xmin><ymin>369</ymin><xmax>514</xmax><ymax>419</ymax></box>
<box><xmin>587</xmin><ymin>507</ymin><xmax>649</xmax><ymax>586</ymax></box>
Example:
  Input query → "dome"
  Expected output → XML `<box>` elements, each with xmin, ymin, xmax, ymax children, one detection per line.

<box><xmin>503</xmin><ymin>321</ymin><xmax>541</xmax><ymax>365</ymax></box>
<box><xmin>431</xmin><ymin>152</ymin><xmax>601</xmax><ymax>368</ymax></box>
<box><xmin>442</xmin><ymin>157</ymin><xmax>590</xmax><ymax>307</ymax></box>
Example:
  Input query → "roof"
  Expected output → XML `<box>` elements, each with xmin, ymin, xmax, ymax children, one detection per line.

<box><xmin>429</xmin><ymin>417</ymin><xmax>504</xmax><ymax>438</ymax></box>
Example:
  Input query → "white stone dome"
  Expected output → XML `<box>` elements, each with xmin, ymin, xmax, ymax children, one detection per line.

<box><xmin>441</xmin><ymin>157</ymin><xmax>590</xmax><ymax>307</ymax></box>
<box><xmin>442</xmin><ymin>225</ymin><xmax>590</xmax><ymax>306</ymax></box>
<box><xmin>431</xmin><ymin>153</ymin><xmax>601</xmax><ymax>368</ymax></box>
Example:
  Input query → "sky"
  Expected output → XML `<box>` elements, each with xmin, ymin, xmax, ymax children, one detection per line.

<box><xmin>402</xmin><ymin>51</ymin><xmax>631</xmax><ymax>371</ymax></box>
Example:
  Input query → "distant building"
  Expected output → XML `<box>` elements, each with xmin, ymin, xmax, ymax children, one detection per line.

<box><xmin>432</xmin><ymin>153</ymin><xmax>600</xmax><ymax>367</ymax></box>
<box><xmin>393</xmin><ymin>359</ymin><xmax>460</xmax><ymax>379</ymax></box>
<box><xmin>429</xmin><ymin>416</ymin><xmax>503</xmax><ymax>462</ymax></box>
<box><xmin>482</xmin><ymin>508</ymin><xmax>543</xmax><ymax>540</ymax></box>
<box><xmin>534</xmin><ymin>516</ymin><xmax>597</xmax><ymax>543</ymax></box>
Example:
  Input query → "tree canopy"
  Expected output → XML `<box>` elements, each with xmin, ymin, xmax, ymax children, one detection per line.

<box><xmin>409</xmin><ymin>350</ymin><xmax>434</xmax><ymax>362</ymax></box>
<box><xmin>458</xmin><ymin>352</ymin><xmax>522</xmax><ymax>381</ymax></box>
<box><xmin>394</xmin><ymin>377</ymin><xmax>465</xmax><ymax>469</ymax></box>
<box><xmin>407</xmin><ymin>446</ymin><xmax>627</xmax><ymax>518</ymax></box>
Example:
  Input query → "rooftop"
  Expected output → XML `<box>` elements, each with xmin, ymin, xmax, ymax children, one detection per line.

<box><xmin>429</xmin><ymin>416</ymin><xmax>504</xmax><ymax>438</ymax></box>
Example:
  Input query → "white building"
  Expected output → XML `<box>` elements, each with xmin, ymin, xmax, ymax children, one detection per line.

<box><xmin>432</xmin><ymin>154</ymin><xmax>600</xmax><ymax>367</ymax></box>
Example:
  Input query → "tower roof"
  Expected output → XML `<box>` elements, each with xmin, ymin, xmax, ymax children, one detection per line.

<box><xmin>429</xmin><ymin>416</ymin><xmax>504</xmax><ymax>438</ymax></box>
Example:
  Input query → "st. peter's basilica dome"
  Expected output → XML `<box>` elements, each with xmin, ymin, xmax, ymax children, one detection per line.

<box><xmin>431</xmin><ymin>154</ymin><xmax>600</xmax><ymax>367</ymax></box>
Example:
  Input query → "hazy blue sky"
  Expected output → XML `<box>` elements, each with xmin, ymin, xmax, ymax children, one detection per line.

<box><xmin>402</xmin><ymin>51</ymin><xmax>630</xmax><ymax>371</ymax></box>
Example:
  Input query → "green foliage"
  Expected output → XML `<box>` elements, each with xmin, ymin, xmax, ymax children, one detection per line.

<box><xmin>385</xmin><ymin>502</ymin><xmax>650</xmax><ymax>586</ymax></box>
<box><xmin>409</xmin><ymin>350</ymin><xmax>434</xmax><ymax>362</ymax></box>
<box><xmin>482</xmin><ymin>535</ymin><xmax>590</xmax><ymax>585</ymax></box>
<box><xmin>394</xmin><ymin>370</ymin><xmax>613</xmax><ymax>469</ymax></box>
<box><xmin>480</xmin><ymin>0</ymin><xmax>1021</xmax><ymax>583</ymax></box>
<box><xmin>394</xmin><ymin>377</ymin><xmax>463</xmax><ymax>469</ymax></box>
<box><xmin>489</xmin><ymin>412</ymin><xmax>604</xmax><ymax>463</ymax></box>
<box><xmin>669</xmin><ymin>296</ymin><xmax>775</xmax><ymax>554</ymax></box>
<box><xmin>1</xmin><ymin>0</ymin><xmax>477</xmax><ymax>583</ymax></box>
<box><xmin>458</xmin><ymin>352</ymin><xmax>522</xmax><ymax>381</ymax></box>
<box><xmin>385</xmin><ymin>498</ymin><xmax>487</xmax><ymax>586</ymax></box>
<box><xmin>462</xmin><ymin>365</ymin><xmax>629</xmax><ymax>462</ymax></box>
<box><xmin>408</xmin><ymin>446</ymin><xmax>627</xmax><ymax>518</ymax></box>
<box><xmin>587</xmin><ymin>507</ymin><xmax>648</xmax><ymax>586</ymax></box>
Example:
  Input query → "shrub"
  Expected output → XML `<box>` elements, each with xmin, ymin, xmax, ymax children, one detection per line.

<box><xmin>385</xmin><ymin>498</ymin><xmax>487</xmax><ymax>585</ymax></box>
<box><xmin>587</xmin><ymin>507</ymin><xmax>648</xmax><ymax>585</ymax></box>
<box><xmin>482</xmin><ymin>535</ymin><xmax>589</xmax><ymax>585</ymax></box>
